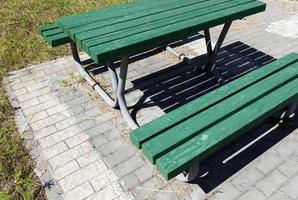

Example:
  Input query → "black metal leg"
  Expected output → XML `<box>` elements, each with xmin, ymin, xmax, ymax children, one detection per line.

<box><xmin>204</xmin><ymin>29</ymin><xmax>213</xmax><ymax>60</ymax></box>
<box><xmin>70</xmin><ymin>42</ymin><xmax>81</xmax><ymax>64</ymax></box>
<box><xmin>204</xmin><ymin>22</ymin><xmax>232</xmax><ymax>84</ymax></box>
<box><xmin>69</xmin><ymin>42</ymin><xmax>119</xmax><ymax>108</ymax></box>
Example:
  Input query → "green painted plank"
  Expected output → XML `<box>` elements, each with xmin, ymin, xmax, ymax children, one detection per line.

<box><xmin>46</xmin><ymin>33</ymin><xmax>71</xmax><ymax>47</ymax></box>
<box><xmin>38</xmin><ymin>24</ymin><xmax>59</xmax><ymax>34</ymax></box>
<box><xmin>142</xmin><ymin>62</ymin><xmax>298</xmax><ymax>163</ymax></box>
<box><xmin>43</xmin><ymin>28</ymin><xmax>65</xmax><ymax>37</ymax></box>
<box><xmin>88</xmin><ymin>1</ymin><xmax>266</xmax><ymax>63</ymax></box>
<box><xmin>38</xmin><ymin>23</ymin><xmax>71</xmax><ymax>47</ymax></box>
<box><xmin>67</xmin><ymin>0</ymin><xmax>235</xmax><ymax>41</ymax></box>
<box><xmin>156</xmin><ymin>78</ymin><xmax>298</xmax><ymax>180</ymax></box>
<box><xmin>130</xmin><ymin>53</ymin><xmax>298</xmax><ymax>149</ymax></box>
<box><xmin>77</xmin><ymin>0</ymin><xmax>253</xmax><ymax>50</ymax></box>
<box><xmin>58</xmin><ymin>0</ymin><xmax>200</xmax><ymax>32</ymax></box>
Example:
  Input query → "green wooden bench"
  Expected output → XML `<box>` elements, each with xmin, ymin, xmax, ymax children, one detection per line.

<box><xmin>131</xmin><ymin>53</ymin><xmax>298</xmax><ymax>181</ymax></box>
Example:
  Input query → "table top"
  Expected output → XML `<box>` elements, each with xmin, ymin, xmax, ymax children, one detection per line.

<box><xmin>57</xmin><ymin>0</ymin><xmax>266</xmax><ymax>64</ymax></box>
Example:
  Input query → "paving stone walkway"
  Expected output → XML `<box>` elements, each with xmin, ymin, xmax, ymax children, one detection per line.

<box><xmin>4</xmin><ymin>0</ymin><xmax>298</xmax><ymax>199</ymax></box>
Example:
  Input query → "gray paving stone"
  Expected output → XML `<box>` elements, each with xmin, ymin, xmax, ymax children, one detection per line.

<box><xmin>278</xmin><ymin>155</ymin><xmax>298</xmax><ymax>178</ymax></box>
<box><xmin>39</xmin><ymin>125</ymin><xmax>81</xmax><ymax>149</ymax></box>
<box><xmin>113</xmin><ymin>156</ymin><xmax>145</xmax><ymax>178</ymax></box>
<box><xmin>254</xmin><ymin>150</ymin><xmax>284</xmax><ymax>174</ymax></box>
<box><xmin>270</xmin><ymin>191</ymin><xmax>293</xmax><ymax>200</ymax></box>
<box><xmin>238</xmin><ymin>187</ymin><xmax>266</xmax><ymax>200</ymax></box>
<box><xmin>28</xmin><ymin>111</ymin><xmax>48</xmax><ymax>123</ymax></box>
<box><xmin>105</xmin><ymin>146</ymin><xmax>136</xmax><ymax>168</ymax></box>
<box><xmin>97</xmin><ymin>138</ymin><xmax>127</xmax><ymax>156</ymax></box>
<box><xmin>255</xmin><ymin>170</ymin><xmax>288</xmax><ymax>197</ymax></box>
<box><xmin>78</xmin><ymin>119</ymin><xmax>96</xmax><ymax>131</ymax></box>
<box><xmin>65</xmin><ymin>133</ymin><xmax>90</xmax><ymax>148</ymax></box>
<box><xmin>13</xmin><ymin>87</ymin><xmax>28</xmax><ymax>96</ymax></box>
<box><xmin>64</xmin><ymin>182</ymin><xmax>94</xmax><ymax>200</ymax></box>
<box><xmin>26</xmin><ymin>81</ymin><xmax>48</xmax><ymax>92</ymax></box>
<box><xmin>33</xmin><ymin>125</ymin><xmax>57</xmax><ymax>139</ymax></box>
<box><xmin>280</xmin><ymin>173</ymin><xmax>298</xmax><ymax>199</ymax></box>
<box><xmin>152</xmin><ymin>185</ymin><xmax>180</xmax><ymax>200</ymax></box>
<box><xmin>89</xmin><ymin>171</ymin><xmax>118</xmax><ymax>192</ymax></box>
<box><xmin>90</xmin><ymin>134</ymin><xmax>108</xmax><ymax>147</ymax></box>
<box><xmin>31</xmin><ymin>110</ymin><xmax>72</xmax><ymax>132</ymax></box>
<box><xmin>134</xmin><ymin>164</ymin><xmax>155</xmax><ymax>183</ymax></box>
<box><xmin>59</xmin><ymin>160</ymin><xmax>107</xmax><ymax>192</ymax></box>
<box><xmin>42</xmin><ymin>142</ymin><xmax>69</xmax><ymax>160</ymax></box>
<box><xmin>21</xmin><ymin>98</ymin><xmax>40</xmax><ymax>109</ymax></box>
<box><xmin>113</xmin><ymin>192</ymin><xmax>134</xmax><ymax>200</ymax></box>
<box><xmin>103</xmin><ymin>129</ymin><xmax>121</xmax><ymax>141</ymax></box>
<box><xmin>119</xmin><ymin>173</ymin><xmax>141</xmax><ymax>191</ymax></box>
<box><xmin>76</xmin><ymin>151</ymin><xmax>101</xmax><ymax>168</ymax></box>
<box><xmin>38</xmin><ymin>94</ymin><xmax>60</xmax><ymax>104</ymax></box>
<box><xmin>210</xmin><ymin>181</ymin><xmax>241</xmax><ymax>200</ymax></box>
<box><xmin>52</xmin><ymin>160</ymin><xmax>80</xmax><ymax>180</ymax></box>
<box><xmin>86</xmin><ymin>124</ymin><xmax>111</xmax><ymax>138</ymax></box>
<box><xmin>49</xmin><ymin>141</ymin><xmax>94</xmax><ymax>169</ymax></box>
<box><xmin>91</xmin><ymin>182</ymin><xmax>124</xmax><ymax>200</ymax></box>
<box><xmin>232</xmin><ymin>166</ymin><xmax>264</xmax><ymax>192</ymax></box>
<box><xmin>135</xmin><ymin>177</ymin><xmax>165</xmax><ymax>199</ymax></box>
<box><xmin>55</xmin><ymin>116</ymin><xmax>77</xmax><ymax>131</ymax></box>
<box><xmin>274</xmin><ymin>138</ymin><xmax>298</xmax><ymax>158</ymax></box>
<box><xmin>46</xmin><ymin>104</ymin><xmax>69</xmax><ymax>116</ymax></box>
<box><xmin>23</xmin><ymin>98</ymin><xmax>61</xmax><ymax>116</ymax></box>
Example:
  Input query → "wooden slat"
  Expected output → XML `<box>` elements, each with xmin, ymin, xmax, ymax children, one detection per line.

<box><xmin>47</xmin><ymin>33</ymin><xmax>71</xmax><ymax>47</ymax></box>
<box><xmin>58</xmin><ymin>0</ymin><xmax>196</xmax><ymax>31</ymax></box>
<box><xmin>78</xmin><ymin>0</ymin><xmax>253</xmax><ymax>50</ymax></box>
<box><xmin>87</xmin><ymin>1</ymin><xmax>266</xmax><ymax>63</ymax></box>
<box><xmin>38</xmin><ymin>24</ymin><xmax>71</xmax><ymax>47</ymax></box>
<box><xmin>142</xmin><ymin>62</ymin><xmax>298</xmax><ymax>164</ymax></box>
<box><xmin>156</xmin><ymin>78</ymin><xmax>298</xmax><ymax>180</ymax></box>
<box><xmin>38</xmin><ymin>24</ymin><xmax>59</xmax><ymax>34</ymax></box>
<box><xmin>130</xmin><ymin>53</ymin><xmax>298</xmax><ymax>149</ymax></box>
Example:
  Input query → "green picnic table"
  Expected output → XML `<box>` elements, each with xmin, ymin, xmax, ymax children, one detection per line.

<box><xmin>39</xmin><ymin>0</ymin><xmax>298</xmax><ymax>182</ymax></box>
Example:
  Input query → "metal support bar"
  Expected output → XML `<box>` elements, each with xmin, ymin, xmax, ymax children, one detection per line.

<box><xmin>166</xmin><ymin>46</ymin><xmax>191</xmax><ymax>64</ymax></box>
<box><xmin>204</xmin><ymin>22</ymin><xmax>232</xmax><ymax>84</ymax></box>
<box><xmin>204</xmin><ymin>29</ymin><xmax>213</xmax><ymax>60</ymax></box>
<box><xmin>69</xmin><ymin>43</ymin><xmax>119</xmax><ymax>108</ymax></box>
<box><xmin>70</xmin><ymin>42</ymin><xmax>81</xmax><ymax>64</ymax></box>
<box><xmin>282</xmin><ymin>103</ymin><xmax>297</xmax><ymax>119</ymax></box>
<box><xmin>117</xmin><ymin>56</ymin><xmax>139</xmax><ymax>130</ymax></box>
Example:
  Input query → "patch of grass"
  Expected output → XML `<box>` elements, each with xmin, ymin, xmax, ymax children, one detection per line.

<box><xmin>0</xmin><ymin>85</ymin><xmax>46</xmax><ymax>200</ymax></box>
<box><xmin>0</xmin><ymin>0</ymin><xmax>130</xmax><ymax>75</ymax></box>
<box><xmin>0</xmin><ymin>0</ymin><xmax>129</xmax><ymax>199</ymax></box>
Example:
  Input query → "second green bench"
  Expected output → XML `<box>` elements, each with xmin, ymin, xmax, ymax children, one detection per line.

<box><xmin>131</xmin><ymin>52</ymin><xmax>298</xmax><ymax>181</ymax></box>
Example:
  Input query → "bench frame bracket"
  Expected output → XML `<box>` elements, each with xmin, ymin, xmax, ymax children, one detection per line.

<box><xmin>70</xmin><ymin>43</ymin><xmax>119</xmax><ymax>108</ymax></box>
<box><xmin>70</xmin><ymin>43</ymin><xmax>139</xmax><ymax>129</ymax></box>
<box><xmin>204</xmin><ymin>21</ymin><xmax>232</xmax><ymax>84</ymax></box>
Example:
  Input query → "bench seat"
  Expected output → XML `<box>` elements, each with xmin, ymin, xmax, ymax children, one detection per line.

<box><xmin>38</xmin><ymin>24</ymin><xmax>71</xmax><ymax>47</ymax></box>
<box><xmin>130</xmin><ymin>53</ymin><xmax>298</xmax><ymax>180</ymax></box>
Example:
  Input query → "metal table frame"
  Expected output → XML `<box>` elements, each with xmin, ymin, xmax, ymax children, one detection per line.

<box><xmin>69</xmin><ymin>21</ymin><xmax>233</xmax><ymax>130</ymax></box>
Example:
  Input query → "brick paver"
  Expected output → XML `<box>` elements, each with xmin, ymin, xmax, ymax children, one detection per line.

<box><xmin>4</xmin><ymin>0</ymin><xmax>298</xmax><ymax>199</ymax></box>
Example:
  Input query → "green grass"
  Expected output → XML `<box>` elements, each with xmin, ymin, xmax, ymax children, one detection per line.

<box><xmin>0</xmin><ymin>0</ymin><xmax>129</xmax><ymax>199</ymax></box>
